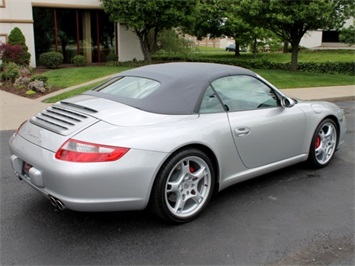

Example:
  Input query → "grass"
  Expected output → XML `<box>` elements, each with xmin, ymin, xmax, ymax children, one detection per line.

<box><xmin>254</xmin><ymin>69</ymin><xmax>355</xmax><ymax>89</ymax></box>
<box><xmin>40</xmin><ymin>49</ymin><xmax>354</xmax><ymax>103</ymax></box>
<box><xmin>43</xmin><ymin>81</ymin><xmax>103</xmax><ymax>103</ymax></box>
<box><xmin>193</xmin><ymin>47</ymin><xmax>355</xmax><ymax>62</ymax></box>
<box><xmin>43</xmin><ymin>67</ymin><xmax>355</xmax><ymax>103</ymax></box>
<box><xmin>44</xmin><ymin>66</ymin><xmax>131</xmax><ymax>88</ymax></box>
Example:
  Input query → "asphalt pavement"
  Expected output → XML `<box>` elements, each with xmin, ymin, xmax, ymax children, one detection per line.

<box><xmin>1</xmin><ymin>101</ymin><xmax>354</xmax><ymax>265</ymax></box>
<box><xmin>0</xmin><ymin>76</ymin><xmax>354</xmax><ymax>131</ymax></box>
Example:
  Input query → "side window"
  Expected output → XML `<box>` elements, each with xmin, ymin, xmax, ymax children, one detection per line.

<box><xmin>199</xmin><ymin>86</ymin><xmax>225</xmax><ymax>113</ymax></box>
<box><xmin>211</xmin><ymin>75</ymin><xmax>280</xmax><ymax>112</ymax></box>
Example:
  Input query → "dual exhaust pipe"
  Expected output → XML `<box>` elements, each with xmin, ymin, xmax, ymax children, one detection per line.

<box><xmin>49</xmin><ymin>196</ymin><xmax>66</xmax><ymax>210</ymax></box>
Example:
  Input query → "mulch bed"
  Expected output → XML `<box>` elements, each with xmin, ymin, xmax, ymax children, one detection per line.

<box><xmin>0</xmin><ymin>83</ymin><xmax>62</xmax><ymax>99</ymax></box>
<box><xmin>1</xmin><ymin>63</ymin><xmax>106</xmax><ymax>99</ymax></box>
<box><xmin>0</xmin><ymin>67</ymin><xmax>60</xmax><ymax>99</ymax></box>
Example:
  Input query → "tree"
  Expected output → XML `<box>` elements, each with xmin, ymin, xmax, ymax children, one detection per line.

<box><xmin>223</xmin><ymin>16</ymin><xmax>254</xmax><ymax>56</ymax></box>
<box><xmin>339</xmin><ymin>24</ymin><xmax>355</xmax><ymax>46</ymax></box>
<box><xmin>223</xmin><ymin>9</ymin><xmax>272</xmax><ymax>57</ymax></box>
<box><xmin>182</xmin><ymin>0</ymin><xmax>253</xmax><ymax>57</ymax></box>
<box><xmin>8</xmin><ymin>27</ymin><xmax>31</xmax><ymax>65</ymax></box>
<box><xmin>237</xmin><ymin>0</ymin><xmax>355</xmax><ymax>70</ymax></box>
<box><xmin>100</xmin><ymin>0</ymin><xmax>197</xmax><ymax>61</ymax></box>
<box><xmin>182</xmin><ymin>0</ymin><xmax>226</xmax><ymax>40</ymax></box>
<box><xmin>182</xmin><ymin>0</ymin><xmax>271</xmax><ymax>57</ymax></box>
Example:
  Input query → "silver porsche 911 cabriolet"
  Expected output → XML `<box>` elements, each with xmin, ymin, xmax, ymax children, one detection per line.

<box><xmin>9</xmin><ymin>62</ymin><xmax>346</xmax><ymax>223</ymax></box>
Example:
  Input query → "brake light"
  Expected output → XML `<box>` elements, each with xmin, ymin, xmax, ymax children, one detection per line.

<box><xmin>55</xmin><ymin>139</ymin><xmax>129</xmax><ymax>162</ymax></box>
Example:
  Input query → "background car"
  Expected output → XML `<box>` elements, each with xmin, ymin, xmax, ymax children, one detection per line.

<box><xmin>9</xmin><ymin>62</ymin><xmax>346</xmax><ymax>223</ymax></box>
<box><xmin>225</xmin><ymin>43</ymin><xmax>247</xmax><ymax>52</ymax></box>
<box><xmin>225</xmin><ymin>43</ymin><xmax>236</xmax><ymax>51</ymax></box>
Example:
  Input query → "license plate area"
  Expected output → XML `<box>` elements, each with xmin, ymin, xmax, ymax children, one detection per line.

<box><xmin>22</xmin><ymin>162</ymin><xmax>32</xmax><ymax>178</ymax></box>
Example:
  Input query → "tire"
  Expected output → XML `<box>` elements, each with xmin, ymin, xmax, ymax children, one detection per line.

<box><xmin>308</xmin><ymin>119</ymin><xmax>338</xmax><ymax>168</ymax></box>
<box><xmin>150</xmin><ymin>149</ymin><xmax>215</xmax><ymax>223</ymax></box>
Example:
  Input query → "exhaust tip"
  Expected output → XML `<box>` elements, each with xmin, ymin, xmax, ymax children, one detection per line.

<box><xmin>49</xmin><ymin>196</ymin><xmax>66</xmax><ymax>210</ymax></box>
<box><xmin>49</xmin><ymin>196</ymin><xmax>57</xmax><ymax>207</ymax></box>
<box><xmin>56</xmin><ymin>199</ymin><xmax>65</xmax><ymax>210</ymax></box>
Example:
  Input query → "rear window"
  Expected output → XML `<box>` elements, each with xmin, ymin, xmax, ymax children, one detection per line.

<box><xmin>94</xmin><ymin>76</ymin><xmax>160</xmax><ymax>99</ymax></box>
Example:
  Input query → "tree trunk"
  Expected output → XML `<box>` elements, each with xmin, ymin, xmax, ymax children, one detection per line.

<box><xmin>234</xmin><ymin>39</ymin><xmax>240</xmax><ymax>57</ymax></box>
<box><xmin>290</xmin><ymin>44</ymin><xmax>298</xmax><ymax>71</ymax></box>
<box><xmin>137</xmin><ymin>31</ymin><xmax>152</xmax><ymax>61</ymax></box>
<box><xmin>253</xmin><ymin>38</ymin><xmax>257</xmax><ymax>59</ymax></box>
<box><xmin>283</xmin><ymin>41</ymin><xmax>289</xmax><ymax>53</ymax></box>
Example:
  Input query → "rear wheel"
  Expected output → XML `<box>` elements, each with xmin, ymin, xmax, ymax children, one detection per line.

<box><xmin>151</xmin><ymin>149</ymin><xmax>215</xmax><ymax>223</ymax></box>
<box><xmin>308</xmin><ymin>119</ymin><xmax>338</xmax><ymax>168</ymax></box>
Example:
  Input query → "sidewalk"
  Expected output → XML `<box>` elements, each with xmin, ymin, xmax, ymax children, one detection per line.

<box><xmin>1</xmin><ymin>81</ymin><xmax>354</xmax><ymax>131</ymax></box>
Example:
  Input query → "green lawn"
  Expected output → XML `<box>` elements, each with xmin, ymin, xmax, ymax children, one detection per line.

<box><xmin>254</xmin><ymin>69</ymin><xmax>355</xmax><ymax>89</ymax></box>
<box><xmin>40</xmin><ymin>49</ymin><xmax>354</xmax><ymax>103</ymax></box>
<box><xmin>44</xmin><ymin>66</ymin><xmax>131</xmax><ymax>88</ymax></box>
<box><xmin>193</xmin><ymin>47</ymin><xmax>355</xmax><ymax>62</ymax></box>
<box><xmin>43</xmin><ymin>66</ymin><xmax>354</xmax><ymax>103</ymax></box>
<box><xmin>44</xmin><ymin>81</ymin><xmax>104</xmax><ymax>103</ymax></box>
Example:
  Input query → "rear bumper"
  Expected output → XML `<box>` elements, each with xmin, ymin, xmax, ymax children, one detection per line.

<box><xmin>9</xmin><ymin>133</ymin><xmax>167</xmax><ymax>212</ymax></box>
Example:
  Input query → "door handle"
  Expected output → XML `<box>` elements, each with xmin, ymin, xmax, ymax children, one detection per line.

<box><xmin>235</xmin><ymin>127</ymin><xmax>251</xmax><ymax>137</ymax></box>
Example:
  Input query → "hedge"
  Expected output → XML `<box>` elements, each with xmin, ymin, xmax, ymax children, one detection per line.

<box><xmin>152</xmin><ymin>55</ymin><xmax>354</xmax><ymax>76</ymax></box>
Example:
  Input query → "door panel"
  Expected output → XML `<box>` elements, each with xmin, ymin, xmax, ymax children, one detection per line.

<box><xmin>227</xmin><ymin>107</ymin><xmax>306</xmax><ymax>168</ymax></box>
<box><xmin>210</xmin><ymin>75</ymin><xmax>307</xmax><ymax>169</ymax></box>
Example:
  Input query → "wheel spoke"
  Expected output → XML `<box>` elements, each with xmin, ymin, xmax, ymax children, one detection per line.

<box><xmin>167</xmin><ymin>161</ymin><xmax>188</xmax><ymax>192</ymax></box>
<box><xmin>173</xmin><ymin>195</ymin><xmax>185</xmax><ymax>213</ymax></box>
<box><xmin>166</xmin><ymin>181</ymin><xmax>180</xmax><ymax>193</ymax></box>
<box><xmin>324</xmin><ymin>125</ymin><xmax>333</xmax><ymax>138</ymax></box>
<box><xmin>191</xmin><ymin>190</ymin><xmax>204</xmax><ymax>204</ymax></box>
<box><xmin>191</xmin><ymin>166</ymin><xmax>206</xmax><ymax>182</ymax></box>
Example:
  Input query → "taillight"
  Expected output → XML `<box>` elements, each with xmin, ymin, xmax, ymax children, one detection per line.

<box><xmin>55</xmin><ymin>139</ymin><xmax>129</xmax><ymax>162</ymax></box>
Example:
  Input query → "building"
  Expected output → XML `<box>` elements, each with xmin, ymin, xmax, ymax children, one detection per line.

<box><xmin>0</xmin><ymin>0</ymin><xmax>144</xmax><ymax>67</ymax></box>
<box><xmin>188</xmin><ymin>18</ymin><xmax>354</xmax><ymax>50</ymax></box>
<box><xmin>299</xmin><ymin>18</ymin><xmax>354</xmax><ymax>49</ymax></box>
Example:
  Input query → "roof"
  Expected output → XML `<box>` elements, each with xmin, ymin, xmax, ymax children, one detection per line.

<box><xmin>85</xmin><ymin>62</ymin><xmax>257</xmax><ymax>114</ymax></box>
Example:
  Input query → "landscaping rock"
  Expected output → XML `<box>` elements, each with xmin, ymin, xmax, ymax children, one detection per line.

<box><xmin>28</xmin><ymin>80</ymin><xmax>46</xmax><ymax>93</ymax></box>
<box><xmin>14</xmin><ymin>76</ymin><xmax>31</xmax><ymax>87</ymax></box>
<box><xmin>20</xmin><ymin>66</ymin><xmax>31</xmax><ymax>77</ymax></box>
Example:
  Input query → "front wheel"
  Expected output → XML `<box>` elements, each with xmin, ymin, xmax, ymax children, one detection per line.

<box><xmin>150</xmin><ymin>149</ymin><xmax>215</xmax><ymax>223</ymax></box>
<box><xmin>308</xmin><ymin>119</ymin><xmax>338</xmax><ymax>168</ymax></box>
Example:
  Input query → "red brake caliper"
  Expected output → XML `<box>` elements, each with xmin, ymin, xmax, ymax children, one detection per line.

<box><xmin>190</xmin><ymin>166</ymin><xmax>195</xmax><ymax>173</ymax></box>
<box><xmin>315</xmin><ymin>136</ymin><xmax>321</xmax><ymax>149</ymax></box>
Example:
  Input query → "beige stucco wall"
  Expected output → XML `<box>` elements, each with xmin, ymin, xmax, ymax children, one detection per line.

<box><xmin>0</xmin><ymin>0</ymin><xmax>143</xmax><ymax>67</ymax></box>
<box><xmin>117</xmin><ymin>24</ymin><xmax>144</xmax><ymax>62</ymax></box>
<box><xmin>300</xmin><ymin>30</ymin><xmax>323</xmax><ymax>48</ymax></box>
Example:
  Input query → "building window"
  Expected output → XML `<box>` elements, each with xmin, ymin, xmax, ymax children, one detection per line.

<box><xmin>322</xmin><ymin>31</ymin><xmax>340</xmax><ymax>43</ymax></box>
<box><xmin>33</xmin><ymin>7</ymin><xmax>116</xmax><ymax>64</ymax></box>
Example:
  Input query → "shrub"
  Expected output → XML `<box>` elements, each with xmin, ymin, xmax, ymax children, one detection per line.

<box><xmin>158</xmin><ymin>29</ymin><xmax>195</xmax><ymax>56</ymax></box>
<box><xmin>8</xmin><ymin>27</ymin><xmax>27</xmax><ymax>48</ymax></box>
<box><xmin>8</xmin><ymin>27</ymin><xmax>31</xmax><ymax>65</ymax></box>
<box><xmin>72</xmin><ymin>55</ymin><xmax>87</xmax><ymax>66</ymax></box>
<box><xmin>39</xmin><ymin>52</ymin><xmax>64</xmax><ymax>69</ymax></box>
<box><xmin>0</xmin><ymin>62</ymin><xmax>20</xmax><ymax>82</ymax></box>
<box><xmin>106</xmin><ymin>52</ymin><xmax>118</xmax><ymax>62</ymax></box>
<box><xmin>0</xmin><ymin>43</ymin><xmax>28</xmax><ymax>65</ymax></box>
<box><xmin>25</xmin><ymin>90</ymin><xmax>36</xmax><ymax>95</ymax></box>
<box><xmin>339</xmin><ymin>25</ymin><xmax>355</xmax><ymax>46</ymax></box>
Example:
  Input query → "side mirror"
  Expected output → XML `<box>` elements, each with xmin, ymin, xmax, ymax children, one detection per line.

<box><xmin>281</xmin><ymin>97</ymin><xmax>296</xmax><ymax>108</ymax></box>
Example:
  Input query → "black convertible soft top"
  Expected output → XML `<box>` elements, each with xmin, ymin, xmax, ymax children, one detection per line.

<box><xmin>85</xmin><ymin>62</ymin><xmax>257</xmax><ymax>115</ymax></box>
